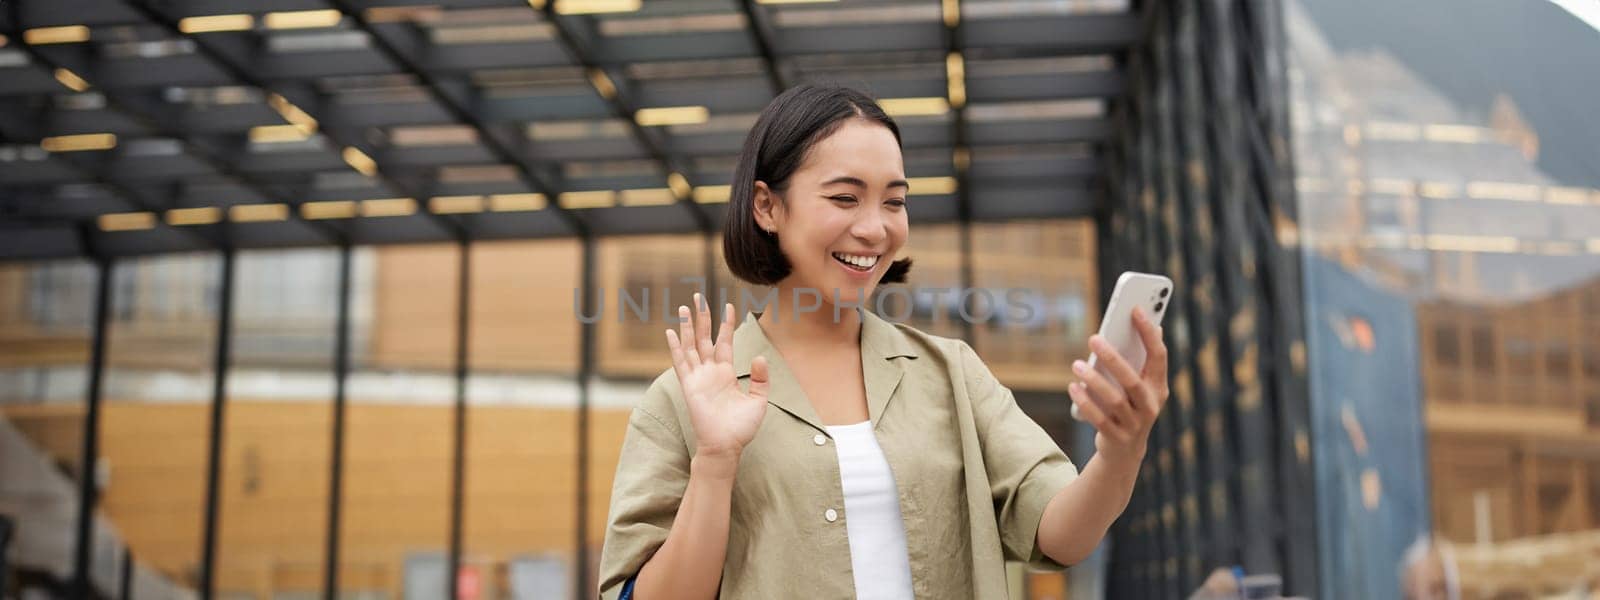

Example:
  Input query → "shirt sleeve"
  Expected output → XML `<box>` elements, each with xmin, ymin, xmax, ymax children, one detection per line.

<box><xmin>957</xmin><ymin>339</ymin><xmax>1080</xmax><ymax>571</ymax></box>
<box><xmin>596</xmin><ymin>371</ymin><xmax>691</xmax><ymax>599</ymax></box>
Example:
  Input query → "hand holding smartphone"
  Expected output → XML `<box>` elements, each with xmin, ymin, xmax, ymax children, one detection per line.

<box><xmin>1071</xmin><ymin>271</ymin><xmax>1173</xmax><ymax>421</ymax></box>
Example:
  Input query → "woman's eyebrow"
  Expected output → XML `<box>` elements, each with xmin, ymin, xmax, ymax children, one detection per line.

<box><xmin>820</xmin><ymin>175</ymin><xmax>911</xmax><ymax>189</ymax></box>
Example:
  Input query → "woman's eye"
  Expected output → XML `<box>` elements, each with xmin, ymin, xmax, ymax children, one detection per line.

<box><xmin>887</xmin><ymin>199</ymin><xmax>907</xmax><ymax>209</ymax></box>
<box><xmin>830</xmin><ymin>195</ymin><xmax>858</xmax><ymax>203</ymax></box>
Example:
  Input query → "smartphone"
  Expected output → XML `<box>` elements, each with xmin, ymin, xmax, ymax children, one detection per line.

<box><xmin>1071</xmin><ymin>271</ymin><xmax>1174</xmax><ymax>420</ymax></box>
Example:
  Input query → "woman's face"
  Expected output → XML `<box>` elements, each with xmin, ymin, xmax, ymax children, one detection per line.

<box><xmin>754</xmin><ymin>119</ymin><xmax>909</xmax><ymax>310</ymax></box>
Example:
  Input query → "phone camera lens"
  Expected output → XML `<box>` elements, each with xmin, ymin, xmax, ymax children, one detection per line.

<box><xmin>1153</xmin><ymin>301</ymin><xmax>1165</xmax><ymax>313</ymax></box>
<box><xmin>1159</xmin><ymin>288</ymin><xmax>1170</xmax><ymax>298</ymax></box>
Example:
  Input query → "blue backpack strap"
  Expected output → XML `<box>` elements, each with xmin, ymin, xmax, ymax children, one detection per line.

<box><xmin>619</xmin><ymin>574</ymin><xmax>638</xmax><ymax>600</ymax></box>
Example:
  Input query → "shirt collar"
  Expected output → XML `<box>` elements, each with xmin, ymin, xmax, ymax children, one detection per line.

<box><xmin>733</xmin><ymin>306</ymin><xmax>920</xmax><ymax>432</ymax></box>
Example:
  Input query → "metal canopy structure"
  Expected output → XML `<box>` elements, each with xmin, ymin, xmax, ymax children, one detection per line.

<box><xmin>0</xmin><ymin>0</ymin><xmax>1139</xmax><ymax>260</ymax></box>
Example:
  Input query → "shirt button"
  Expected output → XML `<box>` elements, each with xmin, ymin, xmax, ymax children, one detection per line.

<box><xmin>813</xmin><ymin>434</ymin><xmax>827</xmax><ymax>446</ymax></box>
<box><xmin>825</xmin><ymin>508</ymin><xmax>839</xmax><ymax>522</ymax></box>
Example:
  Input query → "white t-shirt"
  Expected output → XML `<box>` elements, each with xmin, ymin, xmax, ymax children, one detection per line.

<box><xmin>825</xmin><ymin>421</ymin><xmax>916</xmax><ymax>600</ymax></box>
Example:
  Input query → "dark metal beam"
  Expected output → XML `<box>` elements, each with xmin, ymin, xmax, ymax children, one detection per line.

<box><xmin>739</xmin><ymin>0</ymin><xmax>788</xmax><ymax>95</ymax></box>
<box><xmin>448</xmin><ymin>240</ymin><xmax>471</xmax><ymax>600</ymax></box>
<box><xmin>69</xmin><ymin>254</ymin><xmax>113</xmax><ymax>599</ymax></box>
<box><xmin>329</xmin><ymin>0</ymin><xmax>592</xmax><ymax>238</ymax></box>
<box><xmin>945</xmin><ymin>2</ymin><xmax>977</xmax><ymax>345</ymax></box>
<box><xmin>4</xmin><ymin>39</ymin><xmax>347</xmax><ymax>247</ymax></box>
<box><xmin>575</xmin><ymin>235</ymin><xmax>596</xmax><ymax>600</ymax></box>
<box><xmin>123</xmin><ymin>0</ymin><xmax>477</xmax><ymax>243</ymax></box>
<box><xmin>321</xmin><ymin>244</ymin><xmax>354</xmax><ymax>600</ymax></box>
<box><xmin>539</xmin><ymin>5</ymin><xmax>714</xmax><ymax>234</ymax></box>
<box><xmin>0</xmin><ymin>13</ymin><xmax>222</xmax><ymax>251</ymax></box>
<box><xmin>200</xmin><ymin>249</ymin><xmax>236</xmax><ymax>600</ymax></box>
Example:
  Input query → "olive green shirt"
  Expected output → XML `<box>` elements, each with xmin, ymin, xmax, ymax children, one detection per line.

<box><xmin>596</xmin><ymin>308</ymin><xmax>1080</xmax><ymax>599</ymax></box>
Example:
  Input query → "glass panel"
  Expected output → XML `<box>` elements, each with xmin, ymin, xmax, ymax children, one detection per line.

<box><xmin>590</xmin><ymin>235</ymin><xmax>705</xmax><ymax>594</ymax></box>
<box><xmin>463</xmin><ymin>239</ymin><xmax>582</xmax><ymax>599</ymax></box>
<box><xmin>0</xmin><ymin>259</ymin><xmax>98</xmax><ymax>595</ymax></box>
<box><xmin>215</xmin><ymin>249</ymin><xmax>340</xmax><ymax>598</ymax></box>
<box><xmin>101</xmin><ymin>253</ymin><xmax>222</xmax><ymax>597</ymax></box>
<box><xmin>874</xmin><ymin>223</ymin><xmax>964</xmax><ymax>340</ymax></box>
<box><xmin>596</xmin><ymin>235</ymin><xmax>707</xmax><ymax>379</ymax></box>
<box><xmin>970</xmin><ymin>219</ymin><xmax>1099</xmax><ymax>392</ymax></box>
<box><xmin>1289</xmin><ymin>1</ymin><xmax>1600</xmax><ymax>596</ymax></box>
<box><xmin>342</xmin><ymin>244</ymin><xmax>458</xmax><ymax>599</ymax></box>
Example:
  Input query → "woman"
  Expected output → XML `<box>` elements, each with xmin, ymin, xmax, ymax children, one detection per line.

<box><xmin>596</xmin><ymin>84</ymin><xmax>1169</xmax><ymax>599</ymax></box>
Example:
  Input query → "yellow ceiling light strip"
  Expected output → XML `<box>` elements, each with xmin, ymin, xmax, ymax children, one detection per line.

<box><xmin>1417</xmin><ymin>181</ymin><xmax>1457</xmax><ymax>199</ymax></box>
<box><xmin>1539</xmin><ymin>241</ymin><xmax>1580</xmax><ymax>256</ymax></box>
<box><xmin>302</xmin><ymin>200</ymin><xmax>357</xmax><ymax>219</ymax></box>
<box><xmin>879</xmin><ymin>97</ymin><xmax>949</xmax><ymax>117</ymax></box>
<box><xmin>587</xmin><ymin>68</ymin><xmax>617</xmax><ymax>101</ymax></box>
<box><xmin>692</xmin><ymin>185</ymin><xmax>731</xmax><ymax>204</ymax></box>
<box><xmin>619</xmin><ymin>188</ymin><xmax>676</xmax><ymax>207</ymax></box>
<box><xmin>366</xmin><ymin>5</ymin><xmax>444</xmax><ymax>23</ymax></box>
<box><xmin>99</xmin><ymin>212</ymin><xmax>155</xmax><ymax>232</ymax></box>
<box><xmin>488</xmin><ymin>193</ymin><xmax>546</xmax><ymax>212</ymax></box>
<box><xmin>1421</xmin><ymin>234</ymin><xmax>1518</xmax><ymax>253</ymax></box>
<box><xmin>942</xmin><ymin>0</ymin><xmax>960</xmax><ymax>28</ymax></box>
<box><xmin>53</xmin><ymin>68</ymin><xmax>91</xmax><ymax>92</ymax></box>
<box><xmin>231</xmin><ymin>203</ymin><xmax>289</xmax><ymax>223</ymax></box>
<box><xmin>266</xmin><ymin>93</ymin><xmax>318</xmax><ymax>135</ymax></box>
<box><xmin>342</xmin><ymin>147</ymin><xmax>377</xmax><ymax>176</ymax></box>
<box><xmin>1423</xmin><ymin>124</ymin><xmax>1483</xmax><ymax>144</ymax></box>
<box><xmin>1545</xmin><ymin>186</ymin><xmax>1590</xmax><ymax>205</ymax></box>
<box><xmin>249</xmin><ymin>125</ymin><xmax>312</xmax><ymax>143</ymax></box>
<box><xmin>264</xmin><ymin>10</ymin><xmax>343</xmax><ymax>30</ymax></box>
<box><xmin>559</xmin><ymin>190</ymin><xmax>617</xmax><ymax>209</ymax></box>
<box><xmin>554</xmin><ymin>0</ymin><xmax>641</xmax><ymax>15</ymax></box>
<box><xmin>946</xmin><ymin>53</ymin><xmax>966</xmax><ymax>109</ymax></box>
<box><xmin>1465</xmin><ymin>181</ymin><xmax>1540</xmax><ymax>202</ymax></box>
<box><xmin>166</xmin><ymin>207</ymin><xmax>222</xmax><ymax>226</ymax></box>
<box><xmin>360</xmin><ymin>197</ymin><xmax>416</xmax><ymax>217</ymax></box>
<box><xmin>635</xmin><ymin>106</ymin><xmax>708</xmax><ymax>127</ymax></box>
<box><xmin>757</xmin><ymin>0</ymin><xmax>837</xmax><ymax>3</ymax></box>
<box><xmin>25</xmin><ymin>26</ymin><xmax>90</xmax><ymax>45</ymax></box>
<box><xmin>179</xmin><ymin>14</ymin><xmax>255</xmax><ymax>33</ymax></box>
<box><xmin>429</xmin><ymin>195</ymin><xmax>487</xmax><ymax>214</ymax></box>
<box><xmin>667</xmin><ymin>172</ymin><xmax>691</xmax><ymax>200</ymax></box>
<box><xmin>42</xmin><ymin>133</ymin><xmax>116</xmax><ymax>152</ymax></box>
<box><xmin>906</xmin><ymin>176</ymin><xmax>957</xmax><ymax>196</ymax></box>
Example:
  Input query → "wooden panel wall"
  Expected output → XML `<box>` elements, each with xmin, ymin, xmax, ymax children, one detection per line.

<box><xmin>3</xmin><ymin>401</ymin><xmax>631</xmax><ymax>597</ymax></box>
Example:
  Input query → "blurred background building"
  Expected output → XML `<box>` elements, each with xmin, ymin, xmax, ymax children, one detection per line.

<box><xmin>0</xmin><ymin>0</ymin><xmax>1596</xmax><ymax>599</ymax></box>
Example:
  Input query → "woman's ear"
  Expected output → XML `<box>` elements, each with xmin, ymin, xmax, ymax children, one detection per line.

<box><xmin>752</xmin><ymin>181</ymin><xmax>781</xmax><ymax>232</ymax></box>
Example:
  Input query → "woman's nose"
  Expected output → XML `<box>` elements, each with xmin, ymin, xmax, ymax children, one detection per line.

<box><xmin>851</xmin><ymin>209</ymin><xmax>887</xmax><ymax>243</ymax></box>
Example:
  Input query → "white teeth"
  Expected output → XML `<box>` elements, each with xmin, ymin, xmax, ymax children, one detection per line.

<box><xmin>832</xmin><ymin>252</ymin><xmax>878</xmax><ymax>269</ymax></box>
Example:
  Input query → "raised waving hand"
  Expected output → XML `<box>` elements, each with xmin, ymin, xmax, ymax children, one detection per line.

<box><xmin>665</xmin><ymin>293</ymin><xmax>771</xmax><ymax>460</ymax></box>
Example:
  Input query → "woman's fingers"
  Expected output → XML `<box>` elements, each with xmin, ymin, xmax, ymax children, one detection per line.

<box><xmin>714</xmin><ymin>302</ymin><xmax>735</xmax><ymax>363</ymax></box>
<box><xmin>1132</xmin><ymin>307</ymin><xmax>1169</xmax><ymax>387</ymax></box>
<box><xmin>1067</xmin><ymin>382</ymin><xmax>1106</xmax><ymax>425</ymax></box>
<box><xmin>1089</xmin><ymin>335</ymin><xmax>1143</xmax><ymax>393</ymax></box>
<box><xmin>1074</xmin><ymin>359</ymin><xmax>1135</xmax><ymax>427</ymax></box>
<box><xmin>747</xmin><ymin>355</ymin><xmax>770</xmax><ymax>400</ymax></box>
<box><xmin>1090</xmin><ymin>334</ymin><xmax>1159</xmax><ymax>418</ymax></box>
<box><xmin>677</xmin><ymin>305</ymin><xmax>700</xmax><ymax>366</ymax></box>
<box><xmin>1069</xmin><ymin>382</ymin><xmax>1124</xmax><ymax>438</ymax></box>
<box><xmin>694</xmin><ymin>293</ymin><xmax>715</xmax><ymax>364</ymax></box>
<box><xmin>665</xmin><ymin>328</ymin><xmax>690</xmax><ymax>377</ymax></box>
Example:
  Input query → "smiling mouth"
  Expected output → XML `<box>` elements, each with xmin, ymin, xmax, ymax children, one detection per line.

<box><xmin>831</xmin><ymin>252</ymin><xmax>879</xmax><ymax>272</ymax></box>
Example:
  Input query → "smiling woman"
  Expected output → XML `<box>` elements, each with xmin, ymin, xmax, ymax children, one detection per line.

<box><xmin>595</xmin><ymin>84</ymin><xmax>1171</xmax><ymax>600</ymax></box>
<box><xmin>722</xmin><ymin>84</ymin><xmax>914</xmax><ymax>302</ymax></box>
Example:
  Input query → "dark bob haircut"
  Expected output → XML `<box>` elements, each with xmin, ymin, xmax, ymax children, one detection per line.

<box><xmin>723</xmin><ymin>84</ymin><xmax>914</xmax><ymax>286</ymax></box>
